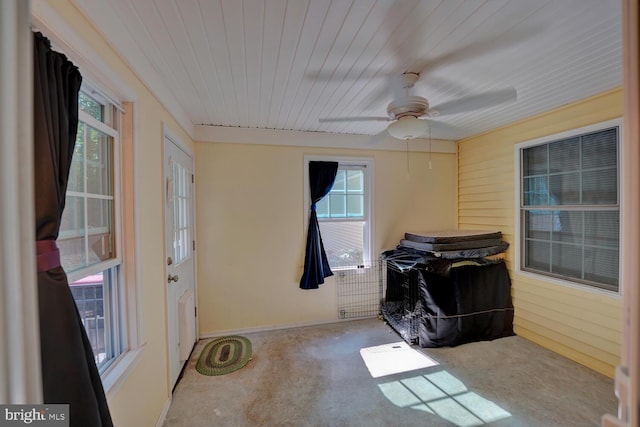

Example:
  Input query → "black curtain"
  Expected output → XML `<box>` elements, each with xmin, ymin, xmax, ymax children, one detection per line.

<box><xmin>34</xmin><ymin>32</ymin><xmax>113</xmax><ymax>427</ymax></box>
<box><xmin>299</xmin><ymin>161</ymin><xmax>339</xmax><ymax>289</ymax></box>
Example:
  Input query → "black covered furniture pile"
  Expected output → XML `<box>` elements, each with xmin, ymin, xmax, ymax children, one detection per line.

<box><xmin>381</xmin><ymin>230</ymin><xmax>514</xmax><ymax>348</ymax></box>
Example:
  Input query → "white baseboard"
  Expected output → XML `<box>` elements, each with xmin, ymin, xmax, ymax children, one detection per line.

<box><xmin>155</xmin><ymin>396</ymin><xmax>172</xmax><ymax>427</ymax></box>
<box><xmin>199</xmin><ymin>317</ymin><xmax>375</xmax><ymax>340</ymax></box>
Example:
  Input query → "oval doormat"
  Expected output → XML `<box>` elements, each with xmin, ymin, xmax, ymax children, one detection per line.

<box><xmin>196</xmin><ymin>335</ymin><xmax>252</xmax><ymax>376</ymax></box>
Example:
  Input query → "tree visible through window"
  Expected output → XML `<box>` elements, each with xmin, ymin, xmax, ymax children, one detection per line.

<box><xmin>59</xmin><ymin>89</ymin><xmax>122</xmax><ymax>370</ymax></box>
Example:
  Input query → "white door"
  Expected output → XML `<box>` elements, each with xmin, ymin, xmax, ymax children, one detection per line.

<box><xmin>164</xmin><ymin>136</ymin><xmax>197</xmax><ymax>389</ymax></box>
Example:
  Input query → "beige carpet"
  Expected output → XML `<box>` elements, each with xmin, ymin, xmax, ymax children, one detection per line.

<box><xmin>163</xmin><ymin>318</ymin><xmax>616</xmax><ymax>427</ymax></box>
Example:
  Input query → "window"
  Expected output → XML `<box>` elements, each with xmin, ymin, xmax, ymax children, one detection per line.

<box><xmin>517</xmin><ymin>120</ymin><xmax>621</xmax><ymax>292</ymax></box>
<box><xmin>171</xmin><ymin>159</ymin><xmax>192</xmax><ymax>265</ymax></box>
<box><xmin>305</xmin><ymin>157</ymin><xmax>373</xmax><ymax>270</ymax></box>
<box><xmin>59</xmin><ymin>88</ymin><xmax>123</xmax><ymax>371</ymax></box>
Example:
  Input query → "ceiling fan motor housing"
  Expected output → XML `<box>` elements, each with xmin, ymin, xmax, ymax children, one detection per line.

<box><xmin>387</xmin><ymin>96</ymin><xmax>429</xmax><ymax>120</ymax></box>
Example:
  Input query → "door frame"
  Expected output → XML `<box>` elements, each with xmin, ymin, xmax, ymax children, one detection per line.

<box><xmin>163</xmin><ymin>124</ymin><xmax>198</xmax><ymax>391</ymax></box>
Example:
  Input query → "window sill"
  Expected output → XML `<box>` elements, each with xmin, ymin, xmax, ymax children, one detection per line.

<box><xmin>333</xmin><ymin>264</ymin><xmax>374</xmax><ymax>272</ymax></box>
<box><xmin>103</xmin><ymin>344</ymin><xmax>146</xmax><ymax>398</ymax></box>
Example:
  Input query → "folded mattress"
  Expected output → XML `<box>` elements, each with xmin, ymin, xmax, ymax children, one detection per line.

<box><xmin>404</xmin><ymin>230</ymin><xmax>502</xmax><ymax>244</ymax></box>
<box><xmin>399</xmin><ymin>238</ymin><xmax>504</xmax><ymax>251</ymax></box>
<box><xmin>398</xmin><ymin>241</ymin><xmax>510</xmax><ymax>259</ymax></box>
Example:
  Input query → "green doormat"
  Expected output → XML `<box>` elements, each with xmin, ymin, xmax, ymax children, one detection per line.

<box><xmin>196</xmin><ymin>335</ymin><xmax>252</xmax><ymax>376</ymax></box>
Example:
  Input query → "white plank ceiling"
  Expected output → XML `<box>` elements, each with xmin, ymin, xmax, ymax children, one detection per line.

<box><xmin>72</xmin><ymin>0</ymin><xmax>622</xmax><ymax>142</ymax></box>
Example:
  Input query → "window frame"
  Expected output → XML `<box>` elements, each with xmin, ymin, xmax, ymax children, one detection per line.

<box><xmin>514</xmin><ymin>118</ymin><xmax>623</xmax><ymax>295</ymax></box>
<box><xmin>303</xmin><ymin>155</ymin><xmax>374</xmax><ymax>270</ymax></box>
<box><xmin>316</xmin><ymin>166</ymin><xmax>367</xmax><ymax>221</ymax></box>
<box><xmin>62</xmin><ymin>85</ymin><xmax>124</xmax><ymax>372</ymax></box>
<box><xmin>64</xmin><ymin>105</ymin><xmax>122</xmax><ymax>280</ymax></box>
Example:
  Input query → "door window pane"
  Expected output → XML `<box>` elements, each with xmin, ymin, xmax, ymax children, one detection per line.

<box><xmin>171</xmin><ymin>160</ymin><xmax>191</xmax><ymax>265</ymax></box>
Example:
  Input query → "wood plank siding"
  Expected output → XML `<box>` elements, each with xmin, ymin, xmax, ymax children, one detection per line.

<box><xmin>457</xmin><ymin>88</ymin><xmax>624</xmax><ymax>377</ymax></box>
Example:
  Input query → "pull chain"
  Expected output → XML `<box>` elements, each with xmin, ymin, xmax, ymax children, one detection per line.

<box><xmin>428</xmin><ymin>127</ymin><xmax>433</xmax><ymax>170</ymax></box>
<box><xmin>406</xmin><ymin>139</ymin><xmax>410</xmax><ymax>174</ymax></box>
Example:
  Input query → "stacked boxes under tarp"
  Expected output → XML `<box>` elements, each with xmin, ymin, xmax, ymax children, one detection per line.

<box><xmin>381</xmin><ymin>230</ymin><xmax>514</xmax><ymax>347</ymax></box>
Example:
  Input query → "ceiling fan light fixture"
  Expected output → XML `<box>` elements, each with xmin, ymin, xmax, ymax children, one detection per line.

<box><xmin>387</xmin><ymin>116</ymin><xmax>429</xmax><ymax>140</ymax></box>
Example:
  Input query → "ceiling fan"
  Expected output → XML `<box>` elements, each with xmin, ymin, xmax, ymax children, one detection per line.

<box><xmin>319</xmin><ymin>72</ymin><xmax>517</xmax><ymax>140</ymax></box>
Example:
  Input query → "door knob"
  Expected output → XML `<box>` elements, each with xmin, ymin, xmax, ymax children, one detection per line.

<box><xmin>168</xmin><ymin>274</ymin><xmax>179</xmax><ymax>283</ymax></box>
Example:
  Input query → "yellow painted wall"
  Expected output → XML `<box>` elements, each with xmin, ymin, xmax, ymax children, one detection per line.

<box><xmin>195</xmin><ymin>143</ymin><xmax>457</xmax><ymax>334</ymax></box>
<box><xmin>39</xmin><ymin>1</ymin><xmax>194</xmax><ymax>425</ymax></box>
<box><xmin>457</xmin><ymin>89</ymin><xmax>624</xmax><ymax>377</ymax></box>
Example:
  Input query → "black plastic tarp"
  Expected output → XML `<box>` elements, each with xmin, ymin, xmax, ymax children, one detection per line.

<box><xmin>382</xmin><ymin>251</ymin><xmax>514</xmax><ymax>348</ymax></box>
<box><xmin>417</xmin><ymin>261</ymin><xmax>514</xmax><ymax>347</ymax></box>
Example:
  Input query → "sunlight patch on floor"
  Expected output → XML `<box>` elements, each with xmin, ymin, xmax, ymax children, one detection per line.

<box><xmin>378</xmin><ymin>370</ymin><xmax>511</xmax><ymax>427</ymax></box>
<box><xmin>359</xmin><ymin>342</ymin><xmax>439</xmax><ymax>378</ymax></box>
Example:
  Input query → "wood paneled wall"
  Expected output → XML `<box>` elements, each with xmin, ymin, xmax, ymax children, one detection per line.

<box><xmin>457</xmin><ymin>89</ymin><xmax>624</xmax><ymax>377</ymax></box>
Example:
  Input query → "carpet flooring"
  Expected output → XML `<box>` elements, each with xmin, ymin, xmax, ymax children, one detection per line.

<box><xmin>162</xmin><ymin>318</ymin><xmax>616</xmax><ymax>427</ymax></box>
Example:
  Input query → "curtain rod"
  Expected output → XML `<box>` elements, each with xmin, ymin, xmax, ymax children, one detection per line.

<box><xmin>338</xmin><ymin>164</ymin><xmax>367</xmax><ymax>168</ymax></box>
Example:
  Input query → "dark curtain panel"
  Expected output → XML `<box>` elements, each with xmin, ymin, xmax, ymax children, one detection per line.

<box><xmin>33</xmin><ymin>32</ymin><xmax>113</xmax><ymax>427</ymax></box>
<box><xmin>299</xmin><ymin>161</ymin><xmax>339</xmax><ymax>289</ymax></box>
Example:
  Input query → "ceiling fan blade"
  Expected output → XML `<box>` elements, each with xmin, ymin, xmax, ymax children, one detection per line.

<box><xmin>409</xmin><ymin>25</ymin><xmax>540</xmax><ymax>76</ymax></box>
<box><xmin>318</xmin><ymin>116</ymin><xmax>390</xmax><ymax>123</ymax></box>
<box><xmin>428</xmin><ymin>87</ymin><xmax>517</xmax><ymax>117</ymax></box>
<box><xmin>358</xmin><ymin>74</ymin><xmax>398</xmax><ymax>111</ymax></box>
<box><xmin>426</xmin><ymin>119</ymin><xmax>461</xmax><ymax>135</ymax></box>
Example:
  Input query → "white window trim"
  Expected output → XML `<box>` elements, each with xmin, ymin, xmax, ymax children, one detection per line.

<box><xmin>303</xmin><ymin>155</ymin><xmax>375</xmax><ymax>269</ymax></box>
<box><xmin>513</xmin><ymin>117</ymin><xmax>624</xmax><ymax>297</ymax></box>
<box><xmin>31</xmin><ymin>4</ymin><xmax>145</xmax><ymax>394</ymax></box>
